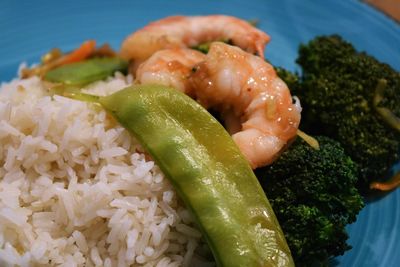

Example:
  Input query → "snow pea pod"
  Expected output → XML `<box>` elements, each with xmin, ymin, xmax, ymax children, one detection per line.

<box><xmin>70</xmin><ymin>84</ymin><xmax>294</xmax><ymax>267</ymax></box>
<box><xmin>44</xmin><ymin>57</ymin><xmax>128</xmax><ymax>85</ymax></box>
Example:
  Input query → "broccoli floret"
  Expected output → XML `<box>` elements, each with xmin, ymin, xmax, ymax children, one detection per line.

<box><xmin>293</xmin><ymin>35</ymin><xmax>400</xmax><ymax>192</ymax></box>
<box><xmin>256</xmin><ymin>136</ymin><xmax>364</xmax><ymax>267</ymax></box>
<box><xmin>275</xmin><ymin>67</ymin><xmax>301</xmax><ymax>92</ymax></box>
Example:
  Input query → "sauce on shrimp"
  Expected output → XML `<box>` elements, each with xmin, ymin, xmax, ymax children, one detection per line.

<box><xmin>120</xmin><ymin>15</ymin><xmax>270</xmax><ymax>64</ymax></box>
<box><xmin>136</xmin><ymin>48</ymin><xmax>206</xmax><ymax>94</ymax></box>
<box><xmin>190</xmin><ymin>42</ymin><xmax>301</xmax><ymax>169</ymax></box>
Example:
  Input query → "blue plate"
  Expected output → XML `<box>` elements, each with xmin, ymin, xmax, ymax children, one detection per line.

<box><xmin>1</xmin><ymin>1</ymin><xmax>399</xmax><ymax>266</ymax></box>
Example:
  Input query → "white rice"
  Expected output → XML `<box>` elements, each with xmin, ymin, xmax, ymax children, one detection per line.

<box><xmin>0</xmin><ymin>72</ymin><xmax>214</xmax><ymax>267</ymax></box>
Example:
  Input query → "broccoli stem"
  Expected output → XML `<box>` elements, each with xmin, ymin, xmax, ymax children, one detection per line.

<box><xmin>373</xmin><ymin>79</ymin><xmax>400</xmax><ymax>133</ymax></box>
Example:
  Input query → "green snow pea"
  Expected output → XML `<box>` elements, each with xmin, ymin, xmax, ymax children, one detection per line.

<box><xmin>67</xmin><ymin>84</ymin><xmax>294</xmax><ymax>267</ymax></box>
<box><xmin>44</xmin><ymin>57</ymin><xmax>128</xmax><ymax>85</ymax></box>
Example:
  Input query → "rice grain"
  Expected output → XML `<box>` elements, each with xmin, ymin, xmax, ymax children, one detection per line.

<box><xmin>0</xmin><ymin>74</ymin><xmax>214</xmax><ymax>266</ymax></box>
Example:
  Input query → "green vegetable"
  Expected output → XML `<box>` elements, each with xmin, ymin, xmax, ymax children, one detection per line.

<box><xmin>192</xmin><ymin>39</ymin><xmax>231</xmax><ymax>54</ymax></box>
<box><xmin>373</xmin><ymin>79</ymin><xmax>400</xmax><ymax>133</ymax></box>
<box><xmin>44</xmin><ymin>57</ymin><xmax>128</xmax><ymax>85</ymax></box>
<box><xmin>67</xmin><ymin>84</ymin><xmax>294</xmax><ymax>267</ymax></box>
<box><xmin>275</xmin><ymin>67</ymin><xmax>301</xmax><ymax>93</ymax></box>
<box><xmin>192</xmin><ymin>19</ymin><xmax>257</xmax><ymax>54</ymax></box>
<box><xmin>290</xmin><ymin>35</ymin><xmax>400</xmax><ymax>192</ymax></box>
<box><xmin>256</xmin><ymin>136</ymin><xmax>364</xmax><ymax>267</ymax></box>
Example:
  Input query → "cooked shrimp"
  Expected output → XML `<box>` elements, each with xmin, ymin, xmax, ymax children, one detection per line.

<box><xmin>120</xmin><ymin>15</ymin><xmax>270</xmax><ymax>63</ymax></box>
<box><xmin>190</xmin><ymin>42</ymin><xmax>301</xmax><ymax>169</ymax></box>
<box><xmin>136</xmin><ymin>48</ymin><xmax>206</xmax><ymax>94</ymax></box>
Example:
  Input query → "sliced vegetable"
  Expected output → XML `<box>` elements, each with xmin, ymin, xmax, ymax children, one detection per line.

<box><xmin>373</xmin><ymin>79</ymin><xmax>400</xmax><ymax>133</ymax></box>
<box><xmin>90</xmin><ymin>43</ymin><xmax>117</xmax><ymax>58</ymax></box>
<box><xmin>41</xmin><ymin>48</ymin><xmax>63</xmax><ymax>64</ymax></box>
<box><xmin>21</xmin><ymin>40</ymin><xmax>97</xmax><ymax>78</ymax></box>
<box><xmin>21</xmin><ymin>40</ymin><xmax>119</xmax><ymax>79</ymax></box>
<box><xmin>248</xmin><ymin>18</ymin><xmax>259</xmax><ymax>27</ymax></box>
<box><xmin>297</xmin><ymin>129</ymin><xmax>320</xmax><ymax>150</ymax></box>
<box><xmin>58</xmin><ymin>40</ymin><xmax>96</xmax><ymax>65</ymax></box>
<box><xmin>65</xmin><ymin>84</ymin><xmax>294</xmax><ymax>267</ymax></box>
<box><xmin>44</xmin><ymin>57</ymin><xmax>128</xmax><ymax>85</ymax></box>
<box><xmin>191</xmin><ymin>19</ymin><xmax>257</xmax><ymax>54</ymax></box>
<box><xmin>370</xmin><ymin>172</ymin><xmax>400</xmax><ymax>191</ymax></box>
<box><xmin>192</xmin><ymin>39</ymin><xmax>231</xmax><ymax>54</ymax></box>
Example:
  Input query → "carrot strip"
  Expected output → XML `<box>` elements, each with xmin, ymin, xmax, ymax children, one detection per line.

<box><xmin>21</xmin><ymin>40</ymin><xmax>98</xmax><ymax>78</ymax></box>
<box><xmin>60</xmin><ymin>40</ymin><xmax>96</xmax><ymax>65</ymax></box>
<box><xmin>370</xmin><ymin>172</ymin><xmax>400</xmax><ymax>191</ymax></box>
